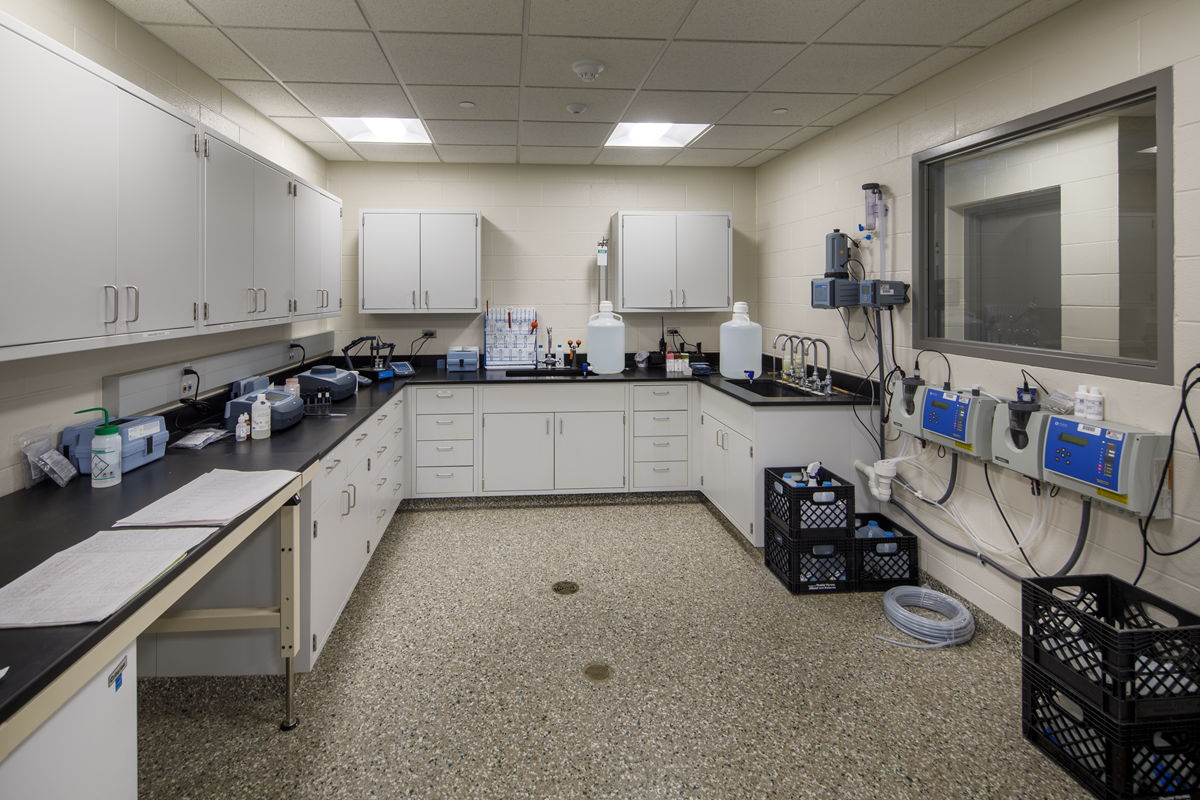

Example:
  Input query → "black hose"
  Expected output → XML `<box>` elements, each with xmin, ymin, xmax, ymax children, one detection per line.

<box><xmin>876</xmin><ymin>309</ymin><xmax>885</xmax><ymax>461</ymax></box>
<box><xmin>934</xmin><ymin>453</ymin><xmax>958</xmax><ymax>505</ymax></box>
<box><xmin>889</xmin><ymin>499</ymin><xmax>1024</xmax><ymax>583</ymax></box>
<box><xmin>1052</xmin><ymin>498</ymin><xmax>1091</xmax><ymax>577</ymax></box>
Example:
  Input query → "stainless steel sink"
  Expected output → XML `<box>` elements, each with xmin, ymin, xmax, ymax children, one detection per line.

<box><xmin>727</xmin><ymin>379</ymin><xmax>820</xmax><ymax>397</ymax></box>
<box><xmin>504</xmin><ymin>368</ymin><xmax>586</xmax><ymax>378</ymax></box>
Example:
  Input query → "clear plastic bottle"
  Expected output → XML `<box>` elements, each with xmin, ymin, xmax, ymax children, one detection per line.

<box><xmin>251</xmin><ymin>395</ymin><xmax>271</xmax><ymax>440</ymax></box>
<box><xmin>235</xmin><ymin>413</ymin><xmax>250</xmax><ymax>442</ymax></box>
<box><xmin>719</xmin><ymin>302</ymin><xmax>763</xmax><ymax>379</ymax></box>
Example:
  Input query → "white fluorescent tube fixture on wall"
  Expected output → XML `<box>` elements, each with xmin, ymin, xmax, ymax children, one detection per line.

<box><xmin>605</xmin><ymin>122</ymin><xmax>710</xmax><ymax>147</ymax></box>
<box><xmin>323</xmin><ymin>117</ymin><xmax>431</xmax><ymax>144</ymax></box>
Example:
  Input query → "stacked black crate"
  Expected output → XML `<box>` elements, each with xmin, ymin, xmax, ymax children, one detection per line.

<box><xmin>763</xmin><ymin>466</ymin><xmax>856</xmax><ymax>593</ymax></box>
<box><xmin>1021</xmin><ymin>574</ymin><xmax>1200</xmax><ymax>799</ymax></box>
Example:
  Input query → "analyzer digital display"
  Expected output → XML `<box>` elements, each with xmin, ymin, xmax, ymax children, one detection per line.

<box><xmin>1058</xmin><ymin>433</ymin><xmax>1089</xmax><ymax>447</ymax></box>
<box><xmin>932</xmin><ymin>400</ymin><xmax>950</xmax><ymax>410</ymax></box>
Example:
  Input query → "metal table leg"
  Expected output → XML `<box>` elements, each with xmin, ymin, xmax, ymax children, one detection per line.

<box><xmin>279</xmin><ymin>494</ymin><xmax>301</xmax><ymax>731</ymax></box>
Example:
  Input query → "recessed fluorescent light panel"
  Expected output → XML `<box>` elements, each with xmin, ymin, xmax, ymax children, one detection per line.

<box><xmin>605</xmin><ymin>122</ymin><xmax>710</xmax><ymax>148</ymax></box>
<box><xmin>323</xmin><ymin>117</ymin><xmax>431</xmax><ymax>144</ymax></box>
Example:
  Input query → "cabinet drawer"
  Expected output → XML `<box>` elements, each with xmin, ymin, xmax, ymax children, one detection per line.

<box><xmin>633</xmin><ymin>435</ymin><xmax>688</xmax><ymax>463</ymax></box>
<box><xmin>633</xmin><ymin>461</ymin><xmax>688</xmax><ymax>489</ymax></box>
<box><xmin>633</xmin><ymin>384</ymin><xmax>687</xmax><ymax>411</ymax></box>
<box><xmin>367</xmin><ymin>406</ymin><xmax>398</xmax><ymax>445</ymax></box>
<box><xmin>416</xmin><ymin>414</ymin><xmax>473</xmax><ymax>440</ymax></box>
<box><xmin>633</xmin><ymin>410</ymin><xmax>688</xmax><ymax>437</ymax></box>
<box><xmin>416</xmin><ymin>440</ymin><xmax>473</xmax><ymax>467</ymax></box>
<box><xmin>416</xmin><ymin>466</ymin><xmax>473</xmax><ymax>494</ymax></box>
<box><xmin>415</xmin><ymin>387</ymin><xmax>473</xmax><ymax>415</ymax></box>
<box><xmin>310</xmin><ymin>452</ymin><xmax>348</xmax><ymax>510</ymax></box>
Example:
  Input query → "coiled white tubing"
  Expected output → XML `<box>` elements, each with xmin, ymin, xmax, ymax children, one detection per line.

<box><xmin>878</xmin><ymin>586</ymin><xmax>976</xmax><ymax>649</ymax></box>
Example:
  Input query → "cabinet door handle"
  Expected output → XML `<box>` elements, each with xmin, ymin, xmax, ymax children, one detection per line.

<box><xmin>248</xmin><ymin>287</ymin><xmax>258</xmax><ymax>313</ymax></box>
<box><xmin>425</xmin><ymin>290</ymin><xmax>430</xmax><ymax>308</ymax></box>
<box><xmin>259</xmin><ymin>288</ymin><xmax>267</xmax><ymax>313</ymax></box>
<box><xmin>436</xmin><ymin>446</ymin><xmax>454</xmax><ymax>451</ymax></box>
<box><xmin>103</xmin><ymin>285</ymin><xmax>119</xmax><ymax>324</ymax></box>
<box><xmin>412</xmin><ymin>289</ymin><xmax>416</xmax><ymax>308</ymax></box>
<box><xmin>669</xmin><ymin>289</ymin><xmax>674</xmax><ymax>307</ymax></box>
<box><xmin>654</xmin><ymin>467</ymin><xmax>670</xmax><ymax>473</ymax></box>
<box><xmin>560</xmin><ymin>418</ymin><xmax>564</xmax><ymax>435</ymax></box>
<box><xmin>436</xmin><ymin>472</ymin><xmax>453</xmax><ymax>478</ymax></box>
<box><xmin>681</xmin><ymin>288</ymin><xmax>686</xmax><ymax>306</ymax></box>
<box><xmin>349</xmin><ymin>484</ymin><xmax>357</xmax><ymax>508</ymax></box>
<box><xmin>325</xmin><ymin>289</ymin><xmax>331</xmax><ymax>308</ymax></box>
<box><xmin>546</xmin><ymin>418</ymin><xmax>550</xmax><ymax>435</ymax></box>
<box><xmin>653</xmin><ymin>416</ymin><xmax>670</xmax><ymax>421</ymax></box>
<box><xmin>324</xmin><ymin>458</ymin><xmax>341</xmax><ymax>473</ymax></box>
<box><xmin>125</xmin><ymin>286</ymin><xmax>140</xmax><ymax>322</ymax></box>
<box><xmin>341</xmin><ymin>490</ymin><xmax>351</xmax><ymax>516</ymax></box>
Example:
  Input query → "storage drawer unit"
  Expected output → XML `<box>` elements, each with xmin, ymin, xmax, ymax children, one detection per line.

<box><xmin>416</xmin><ymin>466</ymin><xmax>474</xmax><ymax>494</ymax></box>
<box><xmin>632</xmin><ymin>384</ymin><xmax>688</xmax><ymax>411</ymax></box>
<box><xmin>416</xmin><ymin>440</ymin><xmax>472</xmax><ymax>467</ymax></box>
<box><xmin>633</xmin><ymin>410</ymin><xmax>688</xmax><ymax>437</ymax></box>
<box><xmin>631</xmin><ymin>384</ymin><xmax>688</xmax><ymax>490</ymax></box>
<box><xmin>633</xmin><ymin>461</ymin><xmax>688</xmax><ymax>489</ymax></box>
<box><xmin>416</xmin><ymin>387</ymin><xmax>473</xmax><ymax>415</ymax></box>
<box><xmin>416</xmin><ymin>414</ymin><xmax>473</xmax><ymax>441</ymax></box>
<box><xmin>633</xmin><ymin>436</ymin><xmax>688</xmax><ymax>463</ymax></box>
<box><xmin>415</xmin><ymin>387</ymin><xmax>475</xmax><ymax>495</ymax></box>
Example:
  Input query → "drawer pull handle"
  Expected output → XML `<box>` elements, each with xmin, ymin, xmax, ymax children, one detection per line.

<box><xmin>356</xmin><ymin>434</ymin><xmax>368</xmax><ymax>443</ymax></box>
<box><xmin>653</xmin><ymin>416</ymin><xmax>670</xmax><ymax>421</ymax></box>
<box><xmin>436</xmin><ymin>472</ymin><xmax>454</xmax><ymax>478</ymax></box>
<box><xmin>653</xmin><ymin>442</ymin><xmax>670</xmax><ymax>447</ymax></box>
<box><xmin>653</xmin><ymin>391</ymin><xmax>670</xmax><ymax>395</ymax></box>
<box><xmin>378</xmin><ymin>414</ymin><xmax>388</xmax><ymax>422</ymax></box>
<box><xmin>436</xmin><ymin>420</ymin><xmax>454</xmax><ymax>425</ymax></box>
<box><xmin>437</xmin><ymin>392</ymin><xmax>454</xmax><ymax>397</ymax></box>
<box><xmin>325</xmin><ymin>458</ymin><xmax>342</xmax><ymax>471</ymax></box>
<box><xmin>378</xmin><ymin>477</ymin><xmax>387</xmax><ymax>487</ymax></box>
<box><xmin>654</xmin><ymin>467</ymin><xmax>671</xmax><ymax>473</ymax></box>
<box><xmin>436</xmin><ymin>446</ymin><xmax>454</xmax><ymax>451</ymax></box>
<box><xmin>376</xmin><ymin>447</ymin><xmax>387</xmax><ymax>455</ymax></box>
<box><xmin>393</xmin><ymin>483</ymin><xmax>402</xmax><ymax>493</ymax></box>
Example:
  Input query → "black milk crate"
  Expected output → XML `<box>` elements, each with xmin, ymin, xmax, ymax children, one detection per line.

<box><xmin>763</xmin><ymin>518</ymin><xmax>855</xmax><ymax>594</ymax></box>
<box><xmin>764</xmin><ymin>466</ymin><xmax>855</xmax><ymax>538</ymax></box>
<box><xmin>853</xmin><ymin>513</ymin><xmax>920</xmax><ymax>592</ymax></box>
<box><xmin>1022</xmin><ymin>574</ymin><xmax>1200</xmax><ymax>723</ymax></box>
<box><xmin>1023</xmin><ymin>659</ymin><xmax>1200</xmax><ymax>800</ymax></box>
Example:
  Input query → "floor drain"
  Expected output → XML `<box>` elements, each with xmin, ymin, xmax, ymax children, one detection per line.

<box><xmin>583</xmin><ymin>663</ymin><xmax>613</xmax><ymax>682</ymax></box>
<box><xmin>552</xmin><ymin>581</ymin><xmax>579</xmax><ymax>595</ymax></box>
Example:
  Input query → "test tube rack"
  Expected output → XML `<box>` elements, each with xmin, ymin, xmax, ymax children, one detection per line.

<box><xmin>484</xmin><ymin>306</ymin><xmax>538</xmax><ymax>369</ymax></box>
<box><xmin>302</xmin><ymin>391</ymin><xmax>333</xmax><ymax>417</ymax></box>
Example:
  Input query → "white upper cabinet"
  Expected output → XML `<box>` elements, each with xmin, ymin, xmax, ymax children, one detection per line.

<box><xmin>320</xmin><ymin>188</ymin><xmax>343</xmax><ymax>318</ymax></box>
<box><xmin>252</xmin><ymin>160</ymin><xmax>294</xmax><ymax>324</ymax></box>
<box><xmin>359</xmin><ymin>210</ymin><xmax>481</xmax><ymax>314</ymax></box>
<box><xmin>610</xmin><ymin>211</ymin><xmax>732</xmax><ymax>313</ymax></box>
<box><xmin>293</xmin><ymin>181</ymin><xmax>323</xmax><ymax>319</ymax></box>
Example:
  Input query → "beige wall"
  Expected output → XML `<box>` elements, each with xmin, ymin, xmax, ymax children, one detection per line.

<box><xmin>755</xmin><ymin>0</ymin><xmax>1200</xmax><ymax>629</ymax></box>
<box><xmin>329</xmin><ymin>162</ymin><xmax>758</xmax><ymax>362</ymax></box>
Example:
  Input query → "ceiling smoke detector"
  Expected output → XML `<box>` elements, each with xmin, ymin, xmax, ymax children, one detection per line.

<box><xmin>566</xmin><ymin>103</ymin><xmax>587</xmax><ymax>115</ymax></box>
<box><xmin>572</xmin><ymin>59</ymin><xmax>604</xmax><ymax>82</ymax></box>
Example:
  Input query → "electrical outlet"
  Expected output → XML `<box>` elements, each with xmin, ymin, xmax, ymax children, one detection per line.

<box><xmin>666</xmin><ymin>327</ymin><xmax>680</xmax><ymax>336</ymax></box>
<box><xmin>179</xmin><ymin>368</ymin><xmax>197</xmax><ymax>400</ymax></box>
<box><xmin>422</xmin><ymin>329</ymin><xmax>437</xmax><ymax>339</ymax></box>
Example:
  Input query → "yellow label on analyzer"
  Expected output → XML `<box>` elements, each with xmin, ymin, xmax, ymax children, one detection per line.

<box><xmin>954</xmin><ymin>441</ymin><xmax>974</xmax><ymax>452</ymax></box>
<box><xmin>1097</xmin><ymin>488</ymin><xmax>1129</xmax><ymax>505</ymax></box>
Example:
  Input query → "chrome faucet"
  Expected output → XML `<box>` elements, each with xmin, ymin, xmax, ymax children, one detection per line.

<box><xmin>807</xmin><ymin>338</ymin><xmax>832</xmax><ymax>395</ymax></box>
<box><xmin>771</xmin><ymin>333</ymin><xmax>789</xmax><ymax>378</ymax></box>
<box><xmin>782</xmin><ymin>335</ymin><xmax>808</xmax><ymax>386</ymax></box>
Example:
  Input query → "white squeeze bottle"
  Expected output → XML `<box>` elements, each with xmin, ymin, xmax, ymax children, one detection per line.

<box><xmin>1085</xmin><ymin>387</ymin><xmax>1104</xmax><ymax>421</ymax></box>
<box><xmin>1075</xmin><ymin>385</ymin><xmax>1089</xmax><ymax>416</ymax></box>
<box><xmin>251</xmin><ymin>394</ymin><xmax>271</xmax><ymax>440</ymax></box>
<box><xmin>75</xmin><ymin>407</ymin><xmax>121</xmax><ymax>489</ymax></box>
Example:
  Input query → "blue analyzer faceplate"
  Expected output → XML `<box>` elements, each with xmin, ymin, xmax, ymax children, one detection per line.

<box><xmin>922</xmin><ymin>389</ymin><xmax>971</xmax><ymax>443</ymax></box>
<box><xmin>1043</xmin><ymin>417</ymin><xmax>1125</xmax><ymax>492</ymax></box>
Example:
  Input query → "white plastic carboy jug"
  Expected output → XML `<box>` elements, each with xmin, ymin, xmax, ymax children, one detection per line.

<box><xmin>719</xmin><ymin>302</ymin><xmax>763</xmax><ymax>378</ymax></box>
<box><xmin>587</xmin><ymin>301</ymin><xmax>626</xmax><ymax>375</ymax></box>
<box><xmin>74</xmin><ymin>407</ymin><xmax>121</xmax><ymax>488</ymax></box>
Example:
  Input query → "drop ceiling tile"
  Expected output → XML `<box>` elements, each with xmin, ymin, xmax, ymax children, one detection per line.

<box><xmin>812</xmin><ymin>95</ymin><xmax>890</xmax><ymax>127</ymax></box>
<box><xmin>407</xmin><ymin>85</ymin><xmax>519</xmax><ymax>120</ymax></box>
<box><xmin>191</xmin><ymin>0</ymin><xmax>367</xmax><ymax>29</ymax></box>
<box><xmin>622</xmin><ymin>91</ymin><xmax>744</xmax><ymax>124</ymax></box>
<box><xmin>271</xmin><ymin>116</ymin><xmax>342</xmax><ymax>142</ymax></box>
<box><xmin>308</xmin><ymin>142</ymin><xmax>362</xmax><ymax>160</ymax></box>
<box><xmin>524</xmin><ymin>37</ymin><xmax>664</xmax><ymax>90</ymax></box>
<box><xmin>821</xmin><ymin>0</ymin><xmax>1025</xmax><ymax>46</ymax></box>
<box><xmin>738</xmin><ymin>150</ymin><xmax>785</xmax><ymax>167</ymax></box>
<box><xmin>221</xmin><ymin>80</ymin><xmax>309</xmax><ymax>116</ymax></box>
<box><xmin>522</xmin><ymin>88</ymin><xmax>634</xmax><ymax>123</ymax></box>
<box><xmin>519</xmin><ymin>146</ymin><xmax>601</xmax><ymax>165</ymax></box>
<box><xmin>719</xmin><ymin>92</ymin><xmax>855</xmax><ymax>126</ymax></box>
<box><xmin>645</xmin><ymin>41</ymin><xmax>803</xmax><ymax>92</ymax></box>
<box><xmin>362</xmin><ymin>0</ymin><xmax>524</xmax><ymax>33</ymax></box>
<box><xmin>594</xmin><ymin>148</ymin><xmax>677</xmax><ymax>166</ymax></box>
<box><xmin>382</xmin><ymin>33</ymin><xmax>521</xmax><ymax>85</ymax></box>
<box><xmin>692</xmin><ymin>125</ymin><xmax>798</xmax><ymax>149</ymax></box>
<box><xmin>666</xmin><ymin>148</ymin><xmax>760</xmax><ymax>167</ymax></box>
<box><xmin>230</xmin><ymin>29</ymin><xmax>394</xmax><ymax>83</ymax></box>
<box><xmin>761</xmin><ymin>44</ymin><xmax>936</xmax><ymax>94</ymax></box>
<box><xmin>438</xmin><ymin>145</ymin><xmax>517</xmax><ymax>163</ymax></box>
<box><xmin>354</xmin><ymin>143</ymin><xmax>440</xmax><ymax>162</ymax></box>
<box><xmin>772</xmin><ymin>127</ymin><xmax>828</xmax><ymax>150</ymax></box>
<box><xmin>529</xmin><ymin>0</ymin><xmax>692</xmax><ymax>38</ymax></box>
<box><xmin>676</xmin><ymin>0</ymin><xmax>859</xmax><ymax>42</ymax></box>
<box><xmin>109</xmin><ymin>0</ymin><xmax>208</xmax><ymax>25</ymax></box>
<box><xmin>144</xmin><ymin>24</ymin><xmax>269</xmax><ymax>80</ymax></box>
<box><xmin>520</xmin><ymin>121</ymin><xmax>611</xmax><ymax>147</ymax></box>
<box><xmin>287</xmin><ymin>83</ymin><xmax>413</xmax><ymax>117</ymax></box>
<box><xmin>426</xmin><ymin>120</ymin><xmax>518</xmax><ymax>145</ymax></box>
<box><xmin>957</xmin><ymin>0</ymin><xmax>1082</xmax><ymax>46</ymax></box>
<box><xmin>872</xmin><ymin>47</ymin><xmax>981</xmax><ymax>95</ymax></box>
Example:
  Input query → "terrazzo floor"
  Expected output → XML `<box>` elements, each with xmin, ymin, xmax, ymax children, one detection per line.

<box><xmin>137</xmin><ymin>498</ymin><xmax>1089</xmax><ymax>799</ymax></box>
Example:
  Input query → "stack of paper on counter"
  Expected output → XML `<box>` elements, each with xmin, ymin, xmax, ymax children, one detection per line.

<box><xmin>113</xmin><ymin>468</ymin><xmax>300</xmax><ymax>527</ymax></box>
<box><xmin>0</xmin><ymin>528</ymin><xmax>216</xmax><ymax>627</ymax></box>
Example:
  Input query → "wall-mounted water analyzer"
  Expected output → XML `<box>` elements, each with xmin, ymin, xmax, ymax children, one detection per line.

<box><xmin>1042</xmin><ymin>417</ymin><xmax>1170</xmax><ymax>516</ymax></box>
<box><xmin>991</xmin><ymin>400</ymin><xmax>1051</xmax><ymax>480</ymax></box>
<box><xmin>920</xmin><ymin>389</ymin><xmax>997</xmax><ymax>460</ymax></box>
<box><xmin>889</xmin><ymin>378</ymin><xmax>927</xmax><ymax>438</ymax></box>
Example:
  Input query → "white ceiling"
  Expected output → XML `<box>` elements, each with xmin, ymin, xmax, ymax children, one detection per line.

<box><xmin>116</xmin><ymin>0</ymin><xmax>1082</xmax><ymax>167</ymax></box>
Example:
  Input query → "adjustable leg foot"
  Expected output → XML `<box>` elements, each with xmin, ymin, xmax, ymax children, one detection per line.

<box><xmin>280</xmin><ymin>656</ymin><xmax>299</xmax><ymax>731</ymax></box>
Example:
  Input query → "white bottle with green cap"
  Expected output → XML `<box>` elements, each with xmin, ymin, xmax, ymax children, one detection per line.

<box><xmin>75</xmin><ymin>407</ymin><xmax>121</xmax><ymax>488</ymax></box>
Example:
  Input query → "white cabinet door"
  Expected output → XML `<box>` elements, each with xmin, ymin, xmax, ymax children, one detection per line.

<box><xmin>621</xmin><ymin>215</ymin><xmax>676</xmax><ymax>309</ymax></box>
<box><xmin>343</xmin><ymin>457</ymin><xmax>372</xmax><ymax>595</ymax></box>
<box><xmin>361</xmin><ymin>212</ymin><xmax>420</xmax><ymax>311</ymax></box>
<box><xmin>253</xmin><ymin>160</ymin><xmax>293</xmax><ymax>322</ymax></box>
<box><xmin>320</xmin><ymin>191</ymin><xmax>342</xmax><ymax>317</ymax></box>
<box><xmin>116</xmin><ymin>92</ymin><xmax>199</xmax><ymax>335</ymax></box>
<box><xmin>203</xmin><ymin>136</ymin><xmax>255</xmax><ymax>327</ymax></box>
<box><xmin>292</xmin><ymin>182</ymin><xmax>323</xmax><ymax>319</ymax></box>
<box><xmin>700</xmin><ymin>415</ymin><xmax>727</xmax><ymax>511</ymax></box>
<box><xmin>555</xmin><ymin>412</ymin><xmax>625</xmax><ymax>490</ymax></box>
<box><xmin>310</xmin><ymin>489</ymin><xmax>347</xmax><ymax>658</ymax></box>
<box><xmin>724</xmin><ymin>427</ymin><xmax>755</xmax><ymax>537</ymax></box>
<box><xmin>420</xmin><ymin>213</ymin><xmax>478</xmax><ymax>311</ymax></box>
<box><xmin>483</xmin><ymin>413</ymin><xmax>553</xmax><ymax>492</ymax></box>
<box><xmin>677</xmin><ymin>214</ymin><xmax>729</xmax><ymax>309</ymax></box>
<box><xmin>0</xmin><ymin>27</ymin><xmax>119</xmax><ymax>347</ymax></box>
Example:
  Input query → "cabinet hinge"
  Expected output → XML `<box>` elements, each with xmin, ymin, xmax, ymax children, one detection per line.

<box><xmin>313</xmin><ymin>634</ymin><xmax>317</xmax><ymax>652</ymax></box>
<box><xmin>728</xmin><ymin>218</ymin><xmax>731</xmax><ymax>228</ymax></box>
<box><xmin>623</xmin><ymin>414</ymin><xmax>626</xmax><ymax>424</ymax></box>
<box><xmin>623</xmin><ymin>475</ymin><xmax>625</xmax><ymax>486</ymax></box>
<box><xmin>474</xmin><ymin>297</ymin><xmax>478</xmax><ymax>308</ymax></box>
<box><xmin>203</xmin><ymin>137</ymin><xmax>209</xmax><ymax>157</ymax></box>
<box><xmin>701</xmin><ymin>475</ymin><xmax>704</xmax><ymax>486</ymax></box>
<box><xmin>339</xmin><ymin>297</ymin><xmax>342</xmax><ymax>309</ymax></box>
<box><xmin>482</xmin><ymin>479</ymin><xmax>485</xmax><ymax>490</ymax></box>
<box><xmin>367</xmin><ymin>540</ymin><xmax>370</xmax><ymax>553</ymax></box>
<box><xmin>287</xmin><ymin>181</ymin><xmax>292</xmax><ymax>195</ymax></box>
<box><xmin>481</xmin><ymin>417</ymin><xmax>485</xmax><ymax>427</ymax></box>
<box><xmin>751</xmin><ymin>522</ymin><xmax>754</xmax><ymax>535</ymax></box>
<box><xmin>475</xmin><ymin>217</ymin><xmax>479</xmax><ymax>226</ymax></box>
<box><xmin>340</xmin><ymin>207</ymin><xmax>343</xmax><ymax>218</ymax></box>
<box><xmin>367</xmin><ymin>458</ymin><xmax>371</xmax><ymax>471</ymax></box>
<box><xmin>193</xmin><ymin>302</ymin><xmax>198</xmax><ymax>321</ymax></box>
<box><xmin>700</xmin><ymin>415</ymin><xmax>704</xmax><ymax>424</ymax></box>
<box><xmin>313</xmin><ymin>521</ymin><xmax>318</xmax><ymax>538</ymax></box>
<box><xmin>203</xmin><ymin>302</ymin><xmax>209</xmax><ymax>320</ymax></box>
<box><xmin>194</xmin><ymin>133</ymin><xmax>199</xmax><ymax>153</ymax></box>
<box><xmin>750</xmin><ymin>446</ymin><xmax>753</xmax><ymax>457</ymax></box>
